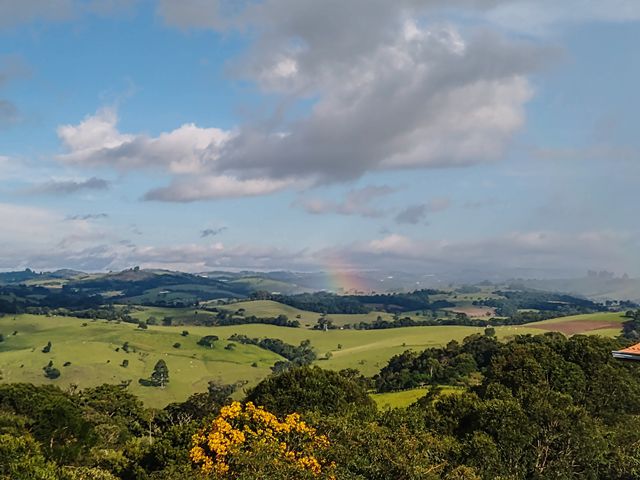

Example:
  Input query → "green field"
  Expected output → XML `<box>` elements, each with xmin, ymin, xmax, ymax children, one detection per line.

<box><xmin>371</xmin><ymin>386</ymin><xmax>464</xmax><ymax>409</ymax></box>
<box><xmin>524</xmin><ymin>311</ymin><xmax>626</xmax><ymax>326</ymax></box>
<box><xmin>0</xmin><ymin>313</ymin><xmax>541</xmax><ymax>407</ymax></box>
<box><xmin>219</xmin><ymin>299</ymin><xmax>399</xmax><ymax>327</ymax></box>
<box><xmin>0</xmin><ymin>309</ymin><xmax>625</xmax><ymax>407</ymax></box>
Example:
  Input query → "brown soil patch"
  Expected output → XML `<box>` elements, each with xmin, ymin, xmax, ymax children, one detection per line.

<box><xmin>528</xmin><ymin>320</ymin><xmax>620</xmax><ymax>336</ymax></box>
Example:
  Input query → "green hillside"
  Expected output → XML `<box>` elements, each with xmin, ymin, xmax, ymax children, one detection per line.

<box><xmin>0</xmin><ymin>313</ymin><xmax>545</xmax><ymax>407</ymax></box>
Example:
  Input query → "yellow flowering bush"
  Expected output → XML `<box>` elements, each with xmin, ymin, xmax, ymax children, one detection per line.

<box><xmin>190</xmin><ymin>401</ymin><xmax>335</xmax><ymax>478</ymax></box>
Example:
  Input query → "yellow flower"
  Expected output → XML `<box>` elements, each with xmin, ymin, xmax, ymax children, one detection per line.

<box><xmin>190</xmin><ymin>401</ymin><xmax>334</xmax><ymax>477</ymax></box>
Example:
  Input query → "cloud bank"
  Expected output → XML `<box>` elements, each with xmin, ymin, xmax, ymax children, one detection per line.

<box><xmin>56</xmin><ymin>1</ymin><xmax>547</xmax><ymax>201</ymax></box>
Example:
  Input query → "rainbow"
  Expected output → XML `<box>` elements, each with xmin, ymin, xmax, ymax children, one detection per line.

<box><xmin>323</xmin><ymin>254</ymin><xmax>371</xmax><ymax>294</ymax></box>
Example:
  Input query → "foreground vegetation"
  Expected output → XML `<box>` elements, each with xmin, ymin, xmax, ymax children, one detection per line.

<box><xmin>2</xmin><ymin>333</ymin><xmax>639</xmax><ymax>479</ymax></box>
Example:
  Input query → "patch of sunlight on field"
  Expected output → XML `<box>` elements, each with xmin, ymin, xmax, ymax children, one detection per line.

<box><xmin>371</xmin><ymin>386</ymin><xmax>464</xmax><ymax>409</ymax></box>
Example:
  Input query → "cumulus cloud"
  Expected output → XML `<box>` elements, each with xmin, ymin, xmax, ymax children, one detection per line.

<box><xmin>57</xmin><ymin>108</ymin><xmax>231</xmax><ymax>174</ymax></box>
<box><xmin>55</xmin><ymin>108</ymin><xmax>293</xmax><ymax>202</ymax></box>
<box><xmin>58</xmin><ymin>1</ymin><xmax>552</xmax><ymax>201</ymax></box>
<box><xmin>143</xmin><ymin>175</ymin><xmax>295</xmax><ymax>202</ymax></box>
<box><xmin>213</xmin><ymin>26</ymin><xmax>539</xmax><ymax>182</ymax></box>
<box><xmin>395</xmin><ymin>197</ymin><xmax>451</xmax><ymax>224</ymax></box>
<box><xmin>296</xmin><ymin>185</ymin><xmax>395</xmax><ymax>218</ymax></box>
<box><xmin>26</xmin><ymin>176</ymin><xmax>109</xmax><ymax>195</ymax></box>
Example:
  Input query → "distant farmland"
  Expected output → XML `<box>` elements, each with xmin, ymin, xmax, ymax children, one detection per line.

<box><xmin>0</xmin><ymin>311</ymin><xmax>556</xmax><ymax>407</ymax></box>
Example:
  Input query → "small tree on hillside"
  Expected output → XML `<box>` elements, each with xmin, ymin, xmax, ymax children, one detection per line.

<box><xmin>197</xmin><ymin>335</ymin><xmax>219</xmax><ymax>348</ymax></box>
<box><xmin>151</xmin><ymin>359</ymin><xmax>169</xmax><ymax>388</ymax></box>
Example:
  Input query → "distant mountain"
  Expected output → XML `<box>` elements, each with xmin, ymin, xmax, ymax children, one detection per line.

<box><xmin>512</xmin><ymin>276</ymin><xmax>640</xmax><ymax>303</ymax></box>
<box><xmin>202</xmin><ymin>270</ymin><xmax>445</xmax><ymax>294</ymax></box>
<box><xmin>0</xmin><ymin>268</ymin><xmax>85</xmax><ymax>285</ymax></box>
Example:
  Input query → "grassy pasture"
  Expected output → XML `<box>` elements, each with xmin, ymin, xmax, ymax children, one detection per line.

<box><xmin>526</xmin><ymin>311</ymin><xmax>625</xmax><ymax>325</ymax></box>
<box><xmin>524</xmin><ymin>312</ymin><xmax>625</xmax><ymax>337</ymax></box>
<box><xmin>0</xmin><ymin>314</ymin><xmax>279</xmax><ymax>408</ymax></box>
<box><xmin>371</xmin><ymin>386</ymin><xmax>464</xmax><ymax>409</ymax></box>
<box><xmin>0</xmin><ymin>313</ymin><xmax>540</xmax><ymax>406</ymax></box>
<box><xmin>0</xmin><ymin>309</ymin><xmax>625</xmax><ymax>407</ymax></box>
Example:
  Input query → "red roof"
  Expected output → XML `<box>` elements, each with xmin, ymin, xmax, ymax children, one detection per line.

<box><xmin>618</xmin><ymin>343</ymin><xmax>640</xmax><ymax>355</ymax></box>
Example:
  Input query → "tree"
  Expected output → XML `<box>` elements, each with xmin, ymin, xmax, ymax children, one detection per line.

<box><xmin>43</xmin><ymin>367</ymin><xmax>60</xmax><ymax>379</ymax></box>
<box><xmin>173</xmin><ymin>342</ymin><xmax>181</xmax><ymax>349</ymax></box>
<box><xmin>197</xmin><ymin>335</ymin><xmax>219</xmax><ymax>348</ymax></box>
<box><xmin>247</xmin><ymin>366</ymin><xmax>376</xmax><ymax>417</ymax></box>
<box><xmin>42</xmin><ymin>341</ymin><xmax>52</xmax><ymax>353</ymax></box>
<box><xmin>0</xmin><ymin>434</ymin><xmax>58</xmax><ymax>479</ymax></box>
<box><xmin>151</xmin><ymin>359</ymin><xmax>169</xmax><ymax>388</ymax></box>
<box><xmin>138</xmin><ymin>359</ymin><xmax>169</xmax><ymax>388</ymax></box>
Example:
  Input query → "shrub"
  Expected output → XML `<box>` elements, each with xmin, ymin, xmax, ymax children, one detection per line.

<box><xmin>247</xmin><ymin>366</ymin><xmax>376</xmax><ymax>417</ymax></box>
<box><xmin>190</xmin><ymin>401</ymin><xmax>335</xmax><ymax>478</ymax></box>
<box><xmin>197</xmin><ymin>335</ymin><xmax>219</xmax><ymax>348</ymax></box>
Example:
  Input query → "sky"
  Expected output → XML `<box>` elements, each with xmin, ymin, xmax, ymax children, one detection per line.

<box><xmin>0</xmin><ymin>0</ymin><xmax>639</xmax><ymax>279</ymax></box>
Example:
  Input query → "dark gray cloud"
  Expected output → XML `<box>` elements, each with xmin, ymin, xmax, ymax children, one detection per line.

<box><xmin>213</xmin><ymin>28</ymin><xmax>546</xmax><ymax>184</ymax></box>
<box><xmin>28</xmin><ymin>177</ymin><xmax>109</xmax><ymax>195</ymax></box>
<box><xmin>296</xmin><ymin>185</ymin><xmax>395</xmax><ymax>218</ymax></box>
<box><xmin>395</xmin><ymin>198</ymin><xmax>451</xmax><ymax>224</ymax></box>
<box><xmin>201</xmin><ymin>226</ymin><xmax>227</xmax><ymax>238</ymax></box>
<box><xmin>65</xmin><ymin>213</ymin><xmax>109</xmax><ymax>221</ymax></box>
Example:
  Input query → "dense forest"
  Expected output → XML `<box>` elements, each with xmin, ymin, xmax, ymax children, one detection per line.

<box><xmin>264</xmin><ymin>290</ymin><xmax>455</xmax><ymax>314</ymax></box>
<box><xmin>2</xmin><ymin>333</ymin><xmax>639</xmax><ymax>479</ymax></box>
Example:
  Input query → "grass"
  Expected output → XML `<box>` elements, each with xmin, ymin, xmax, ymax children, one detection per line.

<box><xmin>526</xmin><ymin>311</ymin><xmax>626</xmax><ymax>326</ymax></box>
<box><xmin>371</xmin><ymin>386</ymin><xmax>464</xmax><ymax>409</ymax></box>
<box><xmin>0</xmin><ymin>314</ymin><xmax>279</xmax><ymax>408</ymax></box>
<box><xmin>219</xmin><ymin>300</ymin><xmax>401</xmax><ymax>327</ymax></box>
<box><xmin>0</xmin><ymin>313</ymin><xmax>542</xmax><ymax>406</ymax></box>
<box><xmin>0</xmin><ymin>308</ymin><xmax>621</xmax><ymax>407</ymax></box>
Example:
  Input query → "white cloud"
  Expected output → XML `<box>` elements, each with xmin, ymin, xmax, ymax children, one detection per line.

<box><xmin>144</xmin><ymin>175</ymin><xmax>296</xmax><ymax>202</ymax></box>
<box><xmin>57</xmin><ymin>108</ymin><xmax>230</xmax><ymax>174</ymax></box>
<box><xmin>58</xmin><ymin>2</ymin><xmax>547</xmax><ymax>201</ymax></box>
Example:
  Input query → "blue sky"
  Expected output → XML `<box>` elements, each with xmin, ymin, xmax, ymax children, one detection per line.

<box><xmin>1</xmin><ymin>0</ymin><xmax>639</xmax><ymax>278</ymax></box>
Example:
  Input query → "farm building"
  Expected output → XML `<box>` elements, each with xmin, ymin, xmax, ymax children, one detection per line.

<box><xmin>612</xmin><ymin>342</ymin><xmax>640</xmax><ymax>361</ymax></box>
